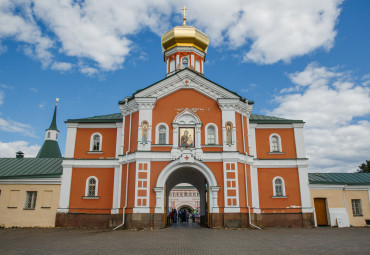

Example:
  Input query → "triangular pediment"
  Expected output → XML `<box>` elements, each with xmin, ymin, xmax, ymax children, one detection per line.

<box><xmin>133</xmin><ymin>68</ymin><xmax>242</xmax><ymax>101</ymax></box>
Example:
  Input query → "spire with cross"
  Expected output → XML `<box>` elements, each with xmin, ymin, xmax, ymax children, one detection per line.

<box><xmin>180</xmin><ymin>6</ymin><xmax>189</xmax><ymax>26</ymax></box>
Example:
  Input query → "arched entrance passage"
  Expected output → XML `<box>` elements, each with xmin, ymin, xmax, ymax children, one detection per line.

<box><xmin>154</xmin><ymin>159</ymin><xmax>220</xmax><ymax>227</ymax></box>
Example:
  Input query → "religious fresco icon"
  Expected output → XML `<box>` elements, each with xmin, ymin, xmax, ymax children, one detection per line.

<box><xmin>179</xmin><ymin>127</ymin><xmax>195</xmax><ymax>148</ymax></box>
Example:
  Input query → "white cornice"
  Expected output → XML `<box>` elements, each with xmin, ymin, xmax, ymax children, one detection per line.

<box><xmin>62</xmin><ymin>159</ymin><xmax>120</xmax><ymax>168</ymax></box>
<box><xmin>253</xmin><ymin>159</ymin><xmax>309</xmax><ymax>168</ymax></box>
<box><xmin>164</xmin><ymin>47</ymin><xmax>206</xmax><ymax>59</ymax></box>
<box><xmin>0</xmin><ymin>178</ymin><xmax>61</xmax><ymax>185</ymax></box>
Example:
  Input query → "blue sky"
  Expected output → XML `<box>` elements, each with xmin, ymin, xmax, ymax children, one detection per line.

<box><xmin>0</xmin><ymin>0</ymin><xmax>369</xmax><ymax>172</ymax></box>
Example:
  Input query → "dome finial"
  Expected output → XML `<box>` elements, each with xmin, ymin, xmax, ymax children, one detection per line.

<box><xmin>180</xmin><ymin>6</ymin><xmax>189</xmax><ymax>26</ymax></box>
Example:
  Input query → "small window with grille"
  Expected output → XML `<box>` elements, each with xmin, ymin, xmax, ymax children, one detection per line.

<box><xmin>159</xmin><ymin>125</ymin><xmax>166</xmax><ymax>144</ymax></box>
<box><xmin>352</xmin><ymin>199</ymin><xmax>363</xmax><ymax>216</ymax></box>
<box><xmin>275</xmin><ymin>179</ymin><xmax>283</xmax><ymax>196</ymax></box>
<box><xmin>271</xmin><ymin>136</ymin><xmax>280</xmax><ymax>152</ymax></box>
<box><xmin>24</xmin><ymin>191</ymin><xmax>37</xmax><ymax>210</ymax></box>
<box><xmin>93</xmin><ymin>135</ymin><xmax>100</xmax><ymax>151</ymax></box>
<box><xmin>207</xmin><ymin>125</ymin><xmax>216</xmax><ymax>145</ymax></box>
<box><xmin>87</xmin><ymin>178</ymin><xmax>97</xmax><ymax>197</ymax></box>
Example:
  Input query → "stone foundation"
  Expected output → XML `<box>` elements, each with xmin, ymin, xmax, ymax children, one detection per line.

<box><xmin>251</xmin><ymin>213</ymin><xmax>315</xmax><ymax>228</ymax></box>
<box><xmin>56</xmin><ymin>212</ymin><xmax>314</xmax><ymax>229</ymax></box>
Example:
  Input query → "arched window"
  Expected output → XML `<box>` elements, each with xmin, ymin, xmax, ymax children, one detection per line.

<box><xmin>195</xmin><ymin>60</ymin><xmax>200</xmax><ymax>72</ymax></box>
<box><xmin>182</xmin><ymin>57</ymin><xmax>189</xmax><ymax>69</ymax></box>
<box><xmin>207</xmin><ymin>125</ymin><xmax>216</xmax><ymax>145</ymax></box>
<box><xmin>273</xmin><ymin>177</ymin><xmax>286</xmax><ymax>197</ymax></box>
<box><xmin>90</xmin><ymin>133</ymin><xmax>102</xmax><ymax>151</ymax></box>
<box><xmin>269</xmin><ymin>133</ymin><xmax>282</xmax><ymax>152</ymax></box>
<box><xmin>170</xmin><ymin>59</ymin><xmax>175</xmax><ymax>72</ymax></box>
<box><xmin>47</xmin><ymin>132</ymin><xmax>50</xmax><ymax>138</ymax></box>
<box><xmin>85</xmin><ymin>176</ymin><xmax>98</xmax><ymax>197</ymax></box>
<box><xmin>159</xmin><ymin>126</ymin><xmax>166</xmax><ymax>144</ymax></box>
<box><xmin>156</xmin><ymin>123</ymin><xmax>169</xmax><ymax>144</ymax></box>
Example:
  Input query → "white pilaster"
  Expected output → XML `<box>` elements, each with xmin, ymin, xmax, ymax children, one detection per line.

<box><xmin>115</xmin><ymin>123</ymin><xmax>123</xmax><ymax>158</ymax></box>
<box><xmin>57</xmin><ymin>166</ymin><xmax>72</xmax><ymax>213</ymax></box>
<box><xmin>176</xmin><ymin>55</ymin><xmax>179</xmax><ymax>68</ymax></box>
<box><xmin>210</xmin><ymin>186</ymin><xmax>220</xmax><ymax>213</ymax></box>
<box><xmin>191</xmin><ymin>54</ymin><xmax>194</xmax><ymax>67</ymax></box>
<box><xmin>218</xmin><ymin>99</ymin><xmax>238</xmax><ymax>151</ymax></box>
<box><xmin>136</xmin><ymin>98</ymin><xmax>156</xmax><ymax>151</ymax></box>
<box><xmin>249</xmin><ymin>123</ymin><xmax>257</xmax><ymax>158</ymax></box>
<box><xmin>111</xmin><ymin>165</ymin><xmax>122</xmax><ymax>214</ymax></box>
<box><xmin>293</xmin><ymin>123</ymin><xmax>306</xmax><ymax>158</ymax></box>
<box><xmin>250</xmin><ymin>165</ymin><xmax>260</xmax><ymax>213</ymax></box>
<box><xmin>298</xmin><ymin>166</ymin><xmax>313</xmax><ymax>213</ymax></box>
<box><xmin>154</xmin><ymin>187</ymin><xmax>164</xmax><ymax>213</ymax></box>
<box><xmin>65</xmin><ymin>123</ymin><xmax>78</xmax><ymax>158</ymax></box>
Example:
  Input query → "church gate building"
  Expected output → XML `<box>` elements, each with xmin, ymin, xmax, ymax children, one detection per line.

<box><xmin>56</xmin><ymin>19</ymin><xmax>314</xmax><ymax>229</ymax></box>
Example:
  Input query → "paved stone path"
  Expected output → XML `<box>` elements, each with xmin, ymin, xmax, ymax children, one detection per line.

<box><xmin>1</xmin><ymin>224</ymin><xmax>369</xmax><ymax>255</ymax></box>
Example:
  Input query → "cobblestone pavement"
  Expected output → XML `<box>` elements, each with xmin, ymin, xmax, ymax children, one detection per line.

<box><xmin>1</xmin><ymin>223</ymin><xmax>369</xmax><ymax>255</ymax></box>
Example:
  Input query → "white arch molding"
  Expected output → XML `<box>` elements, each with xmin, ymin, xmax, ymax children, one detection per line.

<box><xmin>154</xmin><ymin>159</ymin><xmax>220</xmax><ymax>214</ymax></box>
<box><xmin>176</xmin><ymin>202</ymin><xmax>196</xmax><ymax>211</ymax></box>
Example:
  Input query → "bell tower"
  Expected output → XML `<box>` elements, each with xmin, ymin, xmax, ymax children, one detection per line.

<box><xmin>161</xmin><ymin>6</ymin><xmax>209</xmax><ymax>76</ymax></box>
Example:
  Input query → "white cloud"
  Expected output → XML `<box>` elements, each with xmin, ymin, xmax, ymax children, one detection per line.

<box><xmin>0</xmin><ymin>84</ymin><xmax>13</xmax><ymax>89</ymax></box>
<box><xmin>0</xmin><ymin>117</ymin><xmax>36</xmax><ymax>137</ymax></box>
<box><xmin>0</xmin><ymin>140</ymin><xmax>40</xmax><ymax>158</ymax></box>
<box><xmin>0</xmin><ymin>0</ymin><xmax>343</xmax><ymax>73</ymax></box>
<box><xmin>268</xmin><ymin>63</ymin><xmax>370</xmax><ymax>173</ymax></box>
<box><xmin>51</xmin><ymin>61</ymin><xmax>73</xmax><ymax>71</ymax></box>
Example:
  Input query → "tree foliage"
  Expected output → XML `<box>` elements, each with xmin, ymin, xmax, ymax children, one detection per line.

<box><xmin>356</xmin><ymin>160</ymin><xmax>370</xmax><ymax>173</ymax></box>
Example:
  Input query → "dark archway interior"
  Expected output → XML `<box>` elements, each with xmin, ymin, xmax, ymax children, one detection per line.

<box><xmin>165</xmin><ymin>167</ymin><xmax>208</xmax><ymax>226</ymax></box>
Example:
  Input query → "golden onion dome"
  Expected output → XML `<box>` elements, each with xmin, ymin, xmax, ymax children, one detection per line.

<box><xmin>161</xmin><ymin>25</ymin><xmax>210</xmax><ymax>53</ymax></box>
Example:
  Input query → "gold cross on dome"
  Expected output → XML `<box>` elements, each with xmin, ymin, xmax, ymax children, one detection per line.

<box><xmin>180</xmin><ymin>6</ymin><xmax>189</xmax><ymax>26</ymax></box>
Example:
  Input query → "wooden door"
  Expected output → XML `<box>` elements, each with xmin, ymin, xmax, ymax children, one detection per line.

<box><xmin>314</xmin><ymin>198</ymin><xmax>328</xmax><ymax>226</ymax></box>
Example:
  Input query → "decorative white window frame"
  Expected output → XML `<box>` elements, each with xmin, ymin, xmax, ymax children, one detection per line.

<box><xmin>272</xmin><ymin>176</ymin><xmax>286</xmax><ymax>197</ymax></box>
<box><xmin>204</xmin><ymin>123</ymin><xmax>219</xmax><ymax>145</ymax></box>
<box><xmin>90</xmin><ymin>132</ymin><xmax>103</xmax><ymax>151</ymax></box>
<box><xmin>84</xmin><ymin>176</ymin><xmax>99</xmax><ymax>198</ymax></box>
<box><xmin>172</xmin><ymin>108</ymin><xmax>202</xmax><ymax>149</ymax></box>
<box><xmin>181</xmin><ymin>56</ymin><xmax>190</xmax><ymax>69</ymax></box>
<box><xmin>269</xmin><ymin>133</ymin><xmax>282</xmax><ymax>153</ymax></box>
<box><xmin>155</xmin><ymin>123</ymin><xmax>169</xmax><ymax>144</ymax></box>
<box><xmin>169</xmin><ymin>59</ymin><xmax>175</xmax><ymax>73</ymax></box>
<box><xmin>195</xmin><ymin>60</ymin><xmax>200</xmax><ymax>72</ymax></box>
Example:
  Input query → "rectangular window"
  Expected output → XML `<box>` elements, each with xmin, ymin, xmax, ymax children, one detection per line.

<box><xmin>352</xmin><ymin>199</ymin><xmax>362</xmax><ymax>216</ymax></box>
<box><xmin>25</xmin><ymin>191</ymin><xmax>37</xmax><ymax>209</ymax></box>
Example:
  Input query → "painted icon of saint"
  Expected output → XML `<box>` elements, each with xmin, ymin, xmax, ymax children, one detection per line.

<box><xmin>142</xmin><ymin>122</ymin><xmax>148</xmax><ymax>144</ymax></box>
<box><xmin>226</xmin><ymin>123</ymin><xmax>232</xmax><ymax>145</ymax></box>
<box><xmin>180</xmin><ymin>130</ymin><xmax>189</xmax><ymax>147</ymax></box>
<box><xmin>187</xmin><ymin>134</ymin><xmax>193</xmax><ymax>147</ymax></box>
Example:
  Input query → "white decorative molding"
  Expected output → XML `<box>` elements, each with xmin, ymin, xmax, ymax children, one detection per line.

<box><xmin>90</xmin><ymin>132</ymin><xmax>103</xmax><ymax>151</ymax></box>
<box><xmin>293</xmin><ymin>124</ymin><xmax>306</xmax><ymax>158</ymax></box>
<box><xmin>164</xmin><ymin>46</ymin><xmax>206</xmax><ymax>60</ymax></box>
<box><xmin>204</xmin><ymin>123</ymin><xmax>219</xmax><ymax>145</ymax></box>
<box><xmin>62</xmin><ymin>159</ymin><xmax>120</xmax><ymax>168</ymax></box>
<box><xmin>135</xmin><ymin>69</ymin><xmax>241</xmax><ymax>102</ymax></box>
<box><xmin>0</xmin><ymin>178</ymin><xmax>61</xmax><ymax>185</ymax></box>
<box><xmin>155</xmin><ymin>123</ymin><xmax>170</xmax><ymax>144</ymax></box>
<box><xmin>269</xmin><ymin>133</ymin><xmax>283</xmax><ymax>153</ymax></box>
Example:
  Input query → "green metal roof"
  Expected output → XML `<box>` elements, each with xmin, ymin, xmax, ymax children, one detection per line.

<box><xmin>48</xmin><ymin>105</ymin><xmax>58</xmax><ymax>131</ymax></box>
<box><xmin>0</xmin><ymin>158</ymin><xmax>63</xmax><ymax>179</ymax></box>
<box><xmin>66</xmin><ymin>113</ymin><xmax>123</xmax><ymax>123</ymax></box>
<box><xmin>118</xmin><ymin>68</ymin><xmax>254</xmax><ymax>105</ymax></box>
<box><xmin>36</xmin><ymin>140</ymin><xmax>62</xmax><ymax>158</ymax></box>
<box><xmin>309</xmin><ymin>173</ymin><xmax>370</xmax><ymax>185</ymax></box>
<box><xmin>249</xmin><ymin>114</ymin><xmax>304</xmax><ymax>124</ymax></box>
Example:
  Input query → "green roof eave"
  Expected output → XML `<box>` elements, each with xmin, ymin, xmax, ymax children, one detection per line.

<box><xmin>0</xmin><ymin>174</ymin><xmax>62</xmax><ymax>179</ymax></box>
<box><xmin>65</xmin><ymin>113</ymin><xmax>123</xmax><ymax>123</ymax></box>
<box><xmin>249</xmin><ymin>114</ymin><xmax>304</xmax><ymax>124</ymax></box>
